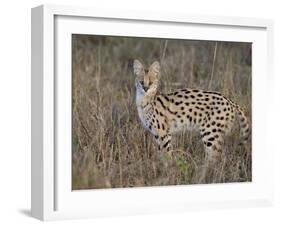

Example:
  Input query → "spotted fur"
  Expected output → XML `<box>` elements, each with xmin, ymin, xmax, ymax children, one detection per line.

<box><xmin>133</xmin><ymin>59</ymin><xmax>249</xmax><ymax>163</ymax></box>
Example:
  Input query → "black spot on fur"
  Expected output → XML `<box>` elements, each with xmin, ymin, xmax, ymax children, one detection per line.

<box><xmin>156</xmin><ymin>97</ymin><xmax>166</xmax><ymax>110</ymax></box>
<box><xmin>202</xmin><ymin>131</ymin><xmax>211</xmax><ymax>137</ymax></box>
<box><xmin>175</xmin><ymin>101</ymin><xmax>183</xmax><ymax>105</ymax></box>
<box><xmin>163</xmin><ymin>140</ymin><xmax>170</xmax><ymax>149</ymax></box>
<box><xmin>162</xmin><ymin>96</ymin><xmax>169</xmax><ymax>102</ymax></box>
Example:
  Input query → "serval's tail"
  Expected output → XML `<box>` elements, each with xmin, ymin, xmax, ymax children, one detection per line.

<box><xmin>235</xmin><ymin>105</ymin><xmax>250</xmax><ymax>145</ymax></box>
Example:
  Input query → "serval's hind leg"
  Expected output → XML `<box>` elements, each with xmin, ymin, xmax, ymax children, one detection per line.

<box><xmin>200</xmin><ymin>132</ymin><xmax>224</xmax><ymax>183</ymax></box>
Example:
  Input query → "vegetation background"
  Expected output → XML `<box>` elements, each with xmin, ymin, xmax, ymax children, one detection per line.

<box><xmin>72</xmin><ymin>34</ymin><xmax>252</xmax><ymax>189</ymax></box>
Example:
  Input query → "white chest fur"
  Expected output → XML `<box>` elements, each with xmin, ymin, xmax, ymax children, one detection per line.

<box><xmin>136</xmin><ymin>88</ymin><xmax>149</xmax><ymax>129</ymax></box>
<box><xmin>137</xmin><ymin>106</ymin><xmax>149</xmax><ymax>129</ymax></box>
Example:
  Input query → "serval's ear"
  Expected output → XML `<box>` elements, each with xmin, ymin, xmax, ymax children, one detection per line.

<box><xmin>148</xmin><ymin>61</ymin><xmax>160</xmax><ymax>82</ymax></box>
<box><xmin>133</xmin><ymin>59</ymin><xmax>145</xmax><ymax>79</ymax></box>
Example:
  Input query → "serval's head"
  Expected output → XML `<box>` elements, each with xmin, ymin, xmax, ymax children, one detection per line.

<box><xmin>133</xmin><ymin>59</ymin><xmax>160</xmax><ymax>93</ymax></box>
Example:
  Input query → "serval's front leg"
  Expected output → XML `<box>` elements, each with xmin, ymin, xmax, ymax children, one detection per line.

<box><xmin>152</xmin><ymin>133</ymin><xmax>173</xmax><ymax>170</ymax></box>
<box><xmin>157</xmin><ymin>133</ymin><xmax>172</xmax><ymax>153</ymax></box>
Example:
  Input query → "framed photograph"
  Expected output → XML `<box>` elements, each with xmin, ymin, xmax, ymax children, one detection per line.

<box><xmin>31</xmin><ymin>4</ymin><xmax>274</xmax><ymax>221</ymax></box>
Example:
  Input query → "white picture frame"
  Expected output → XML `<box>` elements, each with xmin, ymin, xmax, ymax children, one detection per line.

<box><xmin>31</xmin><ymin>4</ymin><xmax>274</xmax><ymax>221</ymax></box>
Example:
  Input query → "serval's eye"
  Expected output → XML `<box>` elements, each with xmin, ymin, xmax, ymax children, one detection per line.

<box><xmin>139</xmin><ymin>81</ymin><xmax>144</xmax><ymax>86</ymax></box>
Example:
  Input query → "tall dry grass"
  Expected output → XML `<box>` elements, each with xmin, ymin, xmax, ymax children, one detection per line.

<box><xmin>72</xmin><ymin>35</ymin><xmax>252</xmax><ymax>189</ymax></box>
